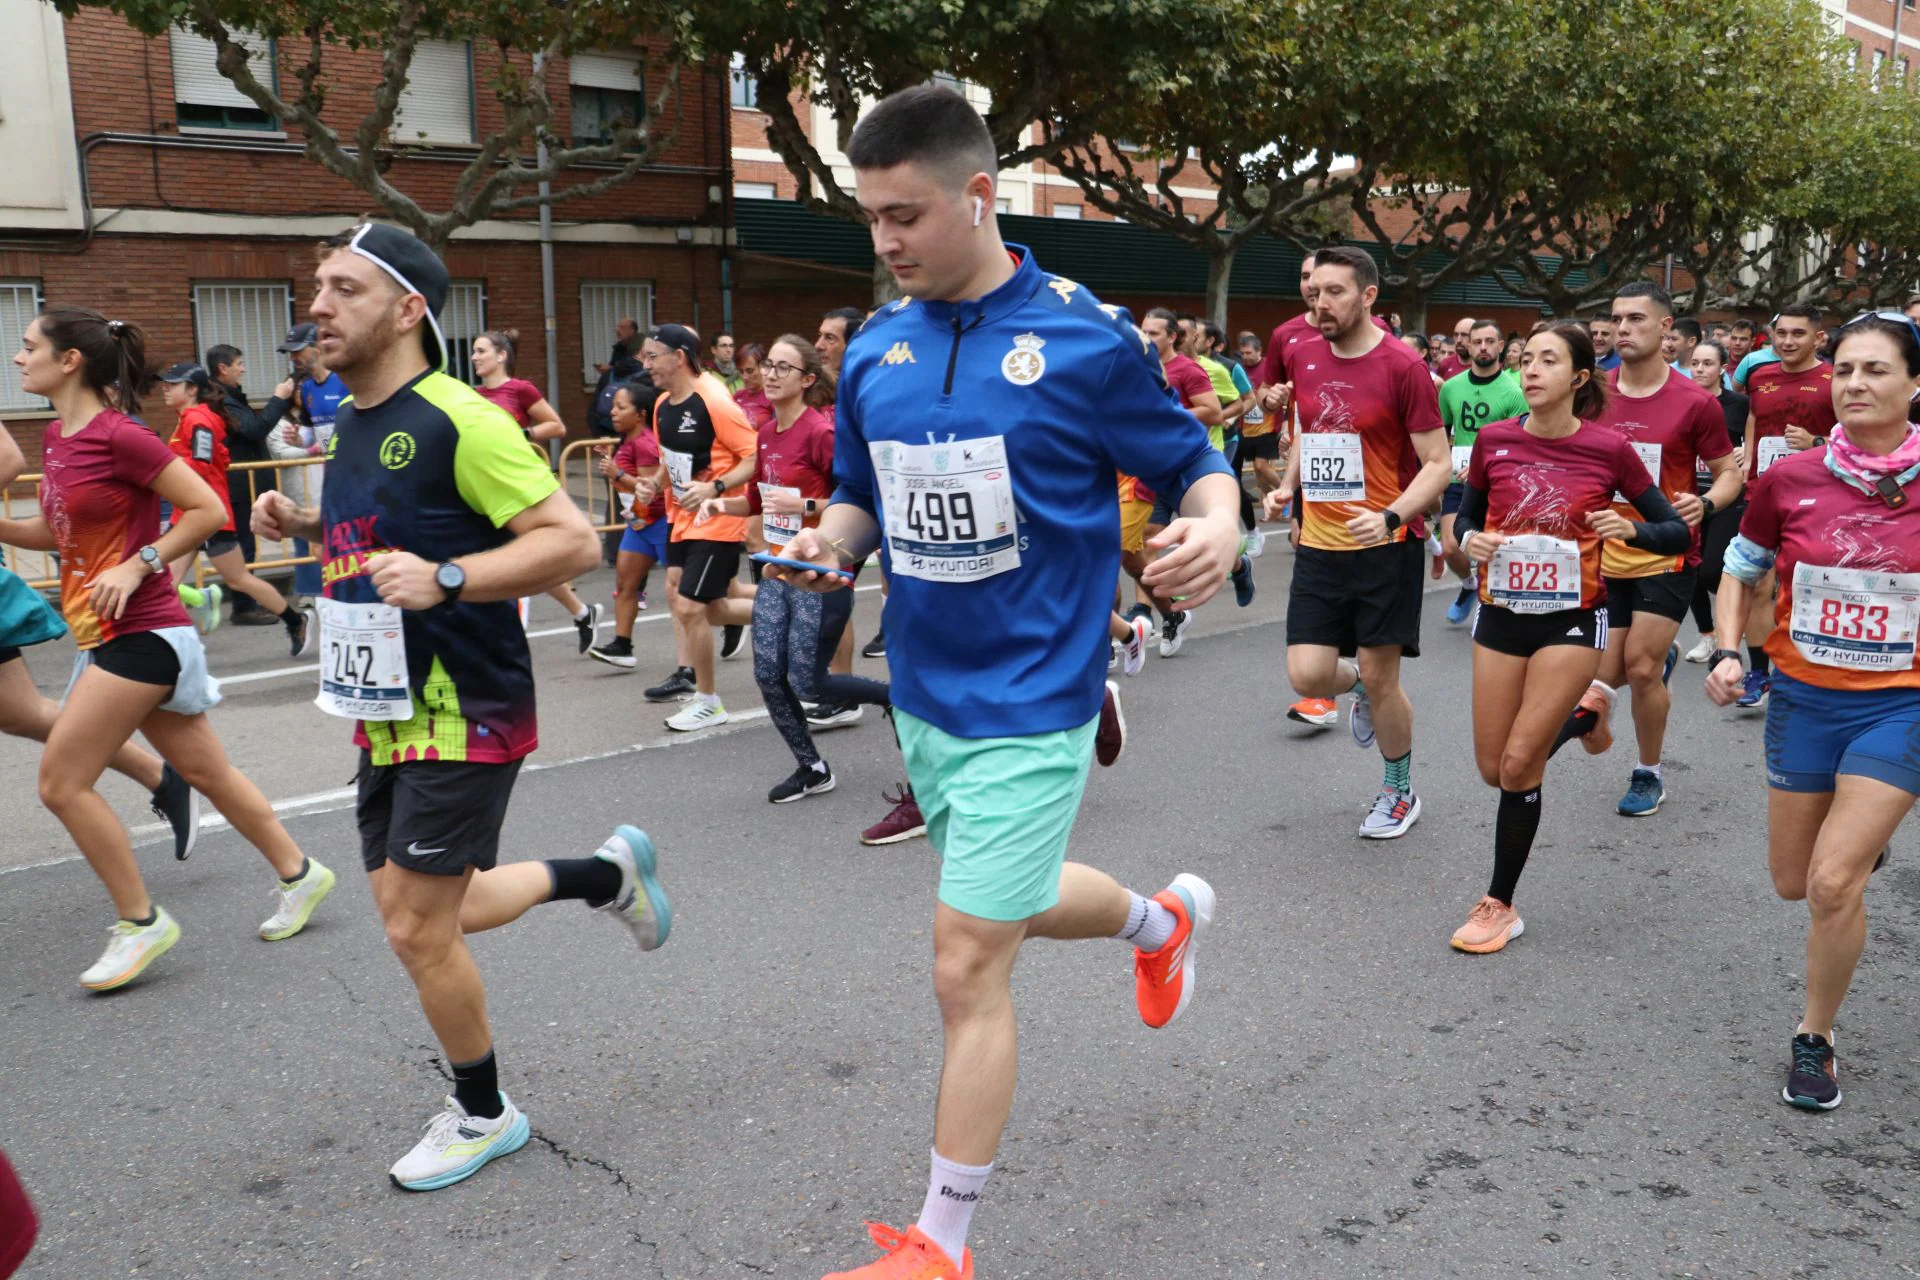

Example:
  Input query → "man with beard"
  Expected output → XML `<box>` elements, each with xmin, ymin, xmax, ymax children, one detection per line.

<box><xmin>1438</xmin><ymin>319</ymin><xmax>1530</xmax><ymax>625</ymax></box>
<box><xmin>252</xmin><ymin>224</ymin><xmax>671</xmax><ymax>1191</ymax></box>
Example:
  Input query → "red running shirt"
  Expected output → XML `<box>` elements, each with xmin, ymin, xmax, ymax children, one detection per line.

<box><xmin>40</xmin><ymin>408</ymin><xmax>193</xmax><ymax>648</ymax></box>
<box><xmin>1745</xmin><ymin>362</ymin><xmax>1836</xmax><ymax>482</ymax></box>
<box><xmin>475</xmin><ymin>378</ymin><xmax>545</xmax><ymax>430</ymax></box>
<box><xmin>1595</xmin><ymin>367</ymin><xmax>1734</xmax><ymax>578</ymax></box>
<box><xmin>1468</xmin><ymin>417</ymin><xmax>1658</xmax><ymax>611</ymax></box>
<box><xmin>1739</xmin><ymin>446</ymin><xmax>1920</xmax><ymax>690</ymax></box>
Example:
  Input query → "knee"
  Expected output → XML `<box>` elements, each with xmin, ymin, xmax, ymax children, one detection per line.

<box><xmin>37</xmin><ymin>764</ymin><xmax>81</xmax><ymax>813</ymax></box>
<box><xmin>169</xmin><ymin>756</ymin><xmax>225</xmax><ymax>792</ymax></box>
<box><xmin>1623</xmin><ymin>650</ymin><xmax>1664</xmax><ymax>689</ymax></box>
<box><xmin>383</xmin><ymin>912</ymin><xmax>452</xmax><ymax>971</ymax></box>
<box><xmin>669</xmin><ymin>593</ymin><xmax>701</xmax><ymax>621</ymax></box>
<box><xmin>931</xmin><ymin>943</ymin><xmax>1004</xmax><ymax>1023</ymax></box>
<box><xmin>1476</xmin><ymin>758</ymin><xmax>1502</xmax><ymax>789</ymax></box>
<box><xmin>1497</xmin><ymin>749</ymin><xmax>1544</xmax><ymax>793</ymax></box>
<box><xmin>1771</xmin><ymin>868</ymin><xmax>1808</xmax><ymax>903</ymax></box>
<box><xmin>1804</xmin><ymin>864</ymin><xmax>1864</xmax><ymax>917</ymax></box>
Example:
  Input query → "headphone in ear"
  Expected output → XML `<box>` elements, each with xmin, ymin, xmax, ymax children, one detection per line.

<box><xmin>973</xmin><ymin>196</ymin><xmax>984</xmax><ymax>227</ymax></box>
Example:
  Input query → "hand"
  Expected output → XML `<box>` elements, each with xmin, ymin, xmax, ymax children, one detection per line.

<box><xmin>274</xmin><ymin>377</ymin><xmax>296</xmax><ymax>400</ymax></box>
<box><xmin>369</xmin><ymin>551</ymin><xmax>446</xmax><ymax>610</ymax></box>
<box><xmin>1259</xmin><ymin>383</ymin><xmax>1289</xmax><ymax>414</ymax></box>
<box><xmin>679</xmin><ymin>480</ymin><xmax>719</xmax><ymax>511</ymax></box>
<box><xmin>696</xmin><ymin>498</ymin><xmax>727</xmax><ymax>522</ymax></box>
<box><xmin>252</xmin><ymin>489</ymin><xmax>298</xmax><ymax>541</ymax></box>
<box><xmin>1141</xmin><ymin>510</ymin><xmax>1240</xmax><ymax>608</ymax></box>
<box><xmin>594</xmin><ymin>362</ymin><xmax>612</xmax><ymax>376</ymax></box>
<box><xmin>1345</xmin><ymin>509</ymin><xmax>1393</xmax><ymax>546</ymax></box>
<box><xmin>1587</xmin><ymin>509</ymin><xmax>1636</xmax><ymax>541</ymax></box>
<box><xmin>1705</xmin><ymin>655</ymin><xmax>1745</xmax><ymax>706</ymax></box>
<box><xmin>1672</xmin><ymin>491</ymin><xmax>1705</xmax><ymax>528</ymax></box>
<box><xmin>1784</xmin><ymin>425</ymin><xmax>1817</xmax><ymax>451</ymax></box>
<box><xmin>595</xmin><ymin>452</ymin><xmax>622</xmax><ymax>480</ymax></box>
<box><xmin>1463</xmin><ymin>530</ymin><xmax>1506</xmax><ymax>564</ymax></box>
<box><xmin>280</xmin><ymin>421</ymin><xmax>302</xmax><ymax>443</ymax></box>
<box><xmin>1261</xmin><ymin>487</ymin><xmax>1293</xmax><ymax>522</ymax></box>
<box><xmin>760</xmin><ymin>488</ymin><xmax>805</xmax><ymax>516</ymax></box>
<box><xmin>632</xmin><ymin>478</ymin><xmax>659</xmax><ymax>508</ymax></box>
<box><xmin>1731</xmin><ymin>443</ymin><xmax>1746</xmax><ymax>471</ymax></box>
<box><xmin>86</xmin><ymin>557</ymin><xmax>152</xmax><ymax>622</ymax></box>
<box><xmin>763</xmin><ymin>528</ymin><xmax>849</xmax><ymax>593</ymax></box>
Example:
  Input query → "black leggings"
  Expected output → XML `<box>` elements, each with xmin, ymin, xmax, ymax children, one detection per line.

<box><xmin>751</xmin><ymin>581</ymin><xmax>889</xmax><ymax>768</ymax></box>
<box><xmin>1689</xmin><ymin>498</ymin><xmax>1746</xmax><ymax>633</ymax></box>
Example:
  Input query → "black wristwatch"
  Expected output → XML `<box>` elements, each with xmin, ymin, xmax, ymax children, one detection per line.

<box><xmin>1382</xmin><ymin>509</ymin><xmax>1403</xmax><ymax>535</ymax></box>
<box><xmin>804</xmin><ymin>498</ymin><xmax>818</xmax><ymax>516</ymax></box>
<box><xmin>713</xmin><ymin>477</ymin><xmax>728</xmax><ymax>496</ymax></box>
<box><xmin>435</xmin><ymin>561</ymin><xmax>466</xmax><ymax>604</ymax></box>
<box><xmin>1709</xmin><ymin>647</ymin><xmax>1743</xmax><ymax>671</ymax></box>
<box><xmin>1701</xmin><ymin>496</ymin><xmax>1718</xmax><ymax>519</ymax></box>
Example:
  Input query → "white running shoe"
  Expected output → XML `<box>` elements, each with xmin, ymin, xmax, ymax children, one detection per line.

<box><xmin>193</xmin><ymin>584</ymin><xmax>224</xmax><ymax>636</ymax></box>
<box><xmin>1158</xmin><ymin>610</ymin><xmax>1188</xmax><ymax>658</ymax></box>
<box><xmin>389</xmin><ymin>1094</ymin><xmax>530</xmax><ymax>1191</ymax></box>
<box><xmin>259</xmin><ymin>857</ymin><xmax>337</xmax><ymax>941</ymax></box>
<box><xmin>665</xmin><ymin>695</ymin><xmax>728</xmax><ymax>732</ymax></box>
<box><xmin>592</xmin><ymin>825</ymin><xmax>671</xmax><ymax>950</ymax></box>
<box><xmin>1358</xmin><ymin>789</ymin><xmax>1421</xmax><ymax>839</ymax></box>
<box><xmin>1123</xmin><ymin>616</ymin><xmax>1151</xmax><ymax>677</ymax></box>
<box><xmin>1683</xmin><ymin>635</ymin><xmax>1715</xmax><ymax>664</ymax></box>
<box><xmin>1245</xmin><ymin>529</ymin><xmax>1266</xmax><ymax>558</ymax></box>
<box><xmin>80</xmin><ymin>907</ymin><xmax>182</xmax><ymax>991</ymax></box>
<box><xmin>1350</xmin><ymin>686</ymin><xmax>1375</xmax><ymax>749</ymax></box>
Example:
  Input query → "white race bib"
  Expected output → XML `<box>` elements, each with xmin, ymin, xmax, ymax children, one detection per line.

<box><xmin>314</xmin><ymin>598</ymin><xmax>411</xmax><ymax>721</ymax></box>
<box><xmin>1789</xmin><ymin>563</ymin><xmax>1920</xmax><ymax>672</ymax></box>
<box><xmin>1451</xmin><ymin>444</ymin><xmax>1474</xmax><ymax>478</ymax></box>
<box><xmin>1615</xmin><ymin>441</ymin><xmax>1663</xmax><ymax>503</ymax></box>
<box><xmin>1756</xmin><ymin>435</ymin><xmax>1792</xmax><ymax>475</ymax></box>
<box><xmin>871</xmin><ymin>436</ymin><xmax>1020</xmax><ymax>583</ymax></box>
<box><xmin>1301</xmin><ymin>432</ymin><xmax>1366</xmax><ymax>502</ymax></box>
<box><xmin>759</xmin><ymin>484</ymin><xmax>803</xmax><ymax>548</ymax></box>
<box><xmin>662</xmin><ymin>448</ymin><xmax>695</xmax><ymax>501</ymax></box>
<box><xmin>1488</xmin><ymin>535</ymin><xmax>1582</xmax><ymax>615</ymax></box>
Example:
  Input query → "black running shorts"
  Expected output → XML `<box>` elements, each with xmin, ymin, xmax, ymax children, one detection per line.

<box><xmin>355</xmin><ymin>752</ymin><xmax>523</xmax><ymax>876</ymax></box>
<box><xmin>668</xmin><ymin>538</ymin><xmax>744</xmax><ymax>603</ymax></box>
<box><xmin>1604</xmin><ymin>568</ymin><xmax>1695</xmax><ymax>630</ymax></box>
<box><xmin>1286</xmin><ymin>539</ymin><xmax>1424</xmax><ymax>658</ymax></box>
<box><xmin>1471</xmin><ymin>602</ymin><xmax>1608</xmax><ymax>657</ymax></box>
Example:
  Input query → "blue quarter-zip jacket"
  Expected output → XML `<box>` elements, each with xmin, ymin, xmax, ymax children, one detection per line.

<box><xmin>832</xmin><ymin>245</ymin><xmax>1232</xmax><ymax>738</ymax></box>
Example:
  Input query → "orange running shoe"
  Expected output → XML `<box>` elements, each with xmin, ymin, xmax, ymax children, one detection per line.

<box><xmin>1450</xmin><ymin>895</ymin><xmax>1524</xmax><ymax>954</ymax></box>
<box><xmin>1286</xmin><ymin>697</ymin><xmax>1338</xmax><ymax>728</ymax></box>
<box><xmin>1133</xmin><ymin>873</ymin><xmax>1216</xmax><ymax>1029</ymax></box>
<box><xmin>822</xmin><ymin>1222</ymin><xmax>972</xmax><ymax>1280</ymax></box>
<box><xmin>1576</xmin><ymin>683</ymin><xmax>1613</xmax><ymax>755</ymax></box>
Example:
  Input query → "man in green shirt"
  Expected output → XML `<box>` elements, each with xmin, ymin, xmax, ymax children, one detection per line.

<box><xmin>1438</xmin><ymin>318</ymin><xmax>1530</xmax><ymax>624</ymax></box>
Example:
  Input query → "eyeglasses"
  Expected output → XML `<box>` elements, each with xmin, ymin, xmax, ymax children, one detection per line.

<box><xmin>1841</xmin><ymin>310</ymin><xmax>1920</xmax><ymax>349</ymax></box>
<box><xmin>761</xmin><ymin>360</ymin><xmax>807</xmax><ymax>378</ymax></box>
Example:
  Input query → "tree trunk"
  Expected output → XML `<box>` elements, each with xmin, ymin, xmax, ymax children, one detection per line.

<box><xmin>1397</xmin><ymin>293</ymin><xmax>1429</xmax><ymax>335</ymax></box>
<box><xmin>1205</xmin><ymin>246</ymin><xmax>1236</xmax><ymax>331</ymax></box>
<box><xmin>871</xmin><ymin>256</ymin><xmax>901</xmax><ymax>309</ymax></box>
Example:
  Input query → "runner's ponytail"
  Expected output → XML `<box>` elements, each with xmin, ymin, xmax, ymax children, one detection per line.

<box><xmin>39</xmin><ymin>308</ymin><xmax>148</xmax><ymax>415</ymax></box>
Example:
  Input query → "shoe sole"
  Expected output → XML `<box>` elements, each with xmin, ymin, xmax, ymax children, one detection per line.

<box><xmin>1451</xmin><ymin>917</ymin><xmax>1524</xmax><ymax>954</ymax></box>
<box><xmin>1159</xmin><ymin>872</ymin><xmax>1215</xmax><ymax>1029</ymax></box>
<box><xmin>1782</xmin><ymin>1087</ymin><xmax>1843</xmax><ymax>1112</ymax></box>
<box><xmin>392</xmin><ymin>1109</ymin><xmax>531</xmax><ymax>1191</ymax></box>
<box><xmin>721</xmin><ymin>628</ymin><xmax>748</xmax><ymax>660</ymax></box>
<box><xmin>665</xmin><ymin>711</ymin><xmax>729</xmax><ymax>731</ymax></box>
<box><xmin>861</xmin><ymin>824</ymin><xmax>927</xmax><ymax>846</ymax></box>
<box><xmin>175</xmin><ymin>788</ymin><xmax>202</xmax><ymax>862</ymax></box>
<box><xmin>588</xmin><ymin>650</ymin><xmax>638</xmax><ymax>670</ymax></box>
<box><xmin>1618</xmin><ymin>790</ymin><xmax>1666</xmax><ymax>817</ymax></box>
<box><xmin>1097</xmin><ymin>680</ymin><xmax>1126</xmax><ymax>767</ymax></box>
<box><xmin>259</xmin><ymin>862</ymin><xmax>337</xmax><ymax>941</ymax></box>
<box><xmin>645</xmin><ymin>687</ymin><xmax>695</xmax><ymax>702</ymax></box>
<box><xmin>579</xmin><ymin>604</ymin><xmax>604</xmax><ymax>655</ymax></box>
<box><xmin>82</xmin><ymin>919</ymin><xmax>183</xmax><ymax>992</ymax></box>
<box><xmin>1359</xmin><ymin>793</ymin><xmax>1422</xmax><ymax>840</ymax></box>
<box><xmin>1736</xmin><ymin>698</ymin><xmax>1768</xmax><ymax>712</ymax></box>
<box><xmin>773</xmin><ymin>775</ymin><xmax>838</xmax><ymax>803</ymax></box>
<box><xmin>609</xmin><ymin>825</ymin><xmax>671</xmax><ymax>949</ymax></box>
<box><xmin>807</xmin><ymin>712</ymin><xmax>865</xmax><ymax>731</ymax></box>
<box><xmin>1287</xmin><ymin>710</ymin><xmax>1337</xmax><ymax>727</ymax></box>
<box><xmin>1350</xmin><ymin>717</ymin><xmax>1375</xmax><ymax>750</ymax></box>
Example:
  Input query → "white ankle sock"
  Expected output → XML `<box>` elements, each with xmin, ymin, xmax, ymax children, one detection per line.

<box><xmin>1115</xmin><ymin>890</ymin><xmax>1177</xmax><ymax>952</ymax></box>
<box><xmin>1640</xmin><ymin>760</ymin><xmax>1663</xmax><ymax>779</ymax></box>
<box><xmin>916</xmin><ymin>1149</ymin><xmax>991</xmax><ymax>1263</ymax></box>
<box><xmin>573</xmin><ymin>605</ymin><xmax>591</xmax><ymax>621</ymax></box>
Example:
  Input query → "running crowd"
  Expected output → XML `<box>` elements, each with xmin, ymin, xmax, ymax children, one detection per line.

<box><xmin>2</xmin><ymin>82</ymin><xmax>1916</xmax><ymax>1280</ymax></box>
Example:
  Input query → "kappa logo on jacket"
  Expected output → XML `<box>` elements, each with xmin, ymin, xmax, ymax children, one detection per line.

<box><xmin>882</xmin><ymin>342</ymin><xmax>916</xmax><ymax>366</ymax></box>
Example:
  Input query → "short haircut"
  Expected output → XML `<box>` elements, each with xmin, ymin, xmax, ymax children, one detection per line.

<box><xmin>1403</xmin><ymin>333</ymin><xmax>1429</xmax><ymax>353</ymax></box>
<box><xmin>1589</xmin><ymin>314</ymin><xmax>1615</xmax><ymax>327</ymax></box>
<box><xmin>1469</xmin><ymin>318</ymin><xmax>1503</xmax><ymax>338</ymax></box>
<box><xmin>1731</xmin><ymin>318</ymin><xmax>1758</xmax><ymax>336</ymax></box>
<box><xmin>1174</xmin><ymin>312</ymin><xmax>1197</xmax><ymax>327</ymax></box>
<box><xmin>1313</xmin><ymin>245</ymin><xmax>1378</xmax><ymax>291</ymax></box>
<box><xmin>846</xmin><ymin>84</ymin><xmax>995</xmax><ymax>191</ymax></box>
<box><xmin>1614</xmin><ymin>280</ymin><xmax>1674</xmax><ymax>317</ymax></box>
<box><xmin>204</xmin><ymin>343</ymin><xmax>243</xmax><ymax>376</ymax></box>
<box><xmin>1236</xmin><ymin>331</ymin><xmax>1260</xmax><ymax>348</ymax></box>
<box><xmin>1143</xmin><ymin>306</ymin><xmax>1179</xmax><ymax>329</ymax></box>
<box><xmin>821</xmin><ymin>306</ymin><xmax>866</xmax><ymax>338</ymax></box>
<box><xmin>1776</xmin><ymin>302</ymin><xmax>1824</xmax><ymax>326</ymax></box>
<box><xmin>1672</xmin><ymin>317</ymin><xmax>1703</xmax><ymax>342</ymax></box>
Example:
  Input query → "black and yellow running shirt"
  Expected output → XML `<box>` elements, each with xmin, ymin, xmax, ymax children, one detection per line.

<box><xmin>320</xmin><ymin>370</ymin><xmax>559</xmax><ymax>764</ymax></box>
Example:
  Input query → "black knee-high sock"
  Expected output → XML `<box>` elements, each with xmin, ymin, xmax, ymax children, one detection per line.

<box><xmin>1690</xmin><ymin>583</ymin><xmax>1714</xmax><ymax>635</ymax></box>
<box><xmin>451</xmin><ymin>1049</ymin><xmax>504</xmax><ymax>1119</ymax></box>
<box><xmin>1748</xmin><ymin>644</ymin><xmax>1770</xmax><ymax>678</ymax></box>
<box><xmin>1549</xmin><ymin>708</ymin><xmax>1597</xmax><ymax>758</ymax></box>
<box><xmin>545</xmin><ymin>857</ymin><xmax>623</xmax><ymax>908</ymax></box>
<box><xmin>1488</xmin><ymin>786</ymin><xmax>1543</xmax><ymax>905</ymax></box>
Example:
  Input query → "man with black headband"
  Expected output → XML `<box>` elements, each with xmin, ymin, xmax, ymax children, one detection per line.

<box><xmin>253</xmin><ymin>223</ymin><xmax>674</xmax><ymax>1191</ymax></box>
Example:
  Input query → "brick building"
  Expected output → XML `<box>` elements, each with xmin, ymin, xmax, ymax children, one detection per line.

<box><xmin>0</xmin><ymin>0</ymin><xmax>734</xmax><ymax>458</ymax></box>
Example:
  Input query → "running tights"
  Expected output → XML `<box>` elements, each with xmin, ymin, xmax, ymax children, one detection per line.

<box><xmin>1488</xmin><ymin>785</ymin><xmax>1543</xmax><ymax>905</ymax></box>
<box><xmin>752</xmin><ymin>579</ymin><xmax>888</xmax><ymax>768</ymax></box>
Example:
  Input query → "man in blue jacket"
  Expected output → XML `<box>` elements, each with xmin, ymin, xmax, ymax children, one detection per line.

<box><xmin>774</xmin><ymin>85</ymin><xmax>1243</xmax><ymax>1280</ymax></box>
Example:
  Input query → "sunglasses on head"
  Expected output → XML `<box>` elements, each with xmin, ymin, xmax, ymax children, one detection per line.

<box><xmin>1839</xmin><ymin>310</ymin><xmax>1920</xmax><ymax>350</ymax></box>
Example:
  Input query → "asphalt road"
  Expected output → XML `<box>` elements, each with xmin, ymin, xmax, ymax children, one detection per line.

<box><xmin>2</xmin><ymin>547</ymin><xmax>1917</xmax><ymax>1278</ymax></box>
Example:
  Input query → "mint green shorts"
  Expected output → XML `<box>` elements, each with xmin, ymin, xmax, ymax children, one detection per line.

<box><xmin>894</xmin><ymin>709</ymin><xmax>1097</xmax><ymax>922</ymax></box>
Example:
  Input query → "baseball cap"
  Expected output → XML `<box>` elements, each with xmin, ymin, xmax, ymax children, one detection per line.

<box><xmin>649</xmin><ymin>323</ymin><xmax>703</xmax><ymax>367</ymax></box>
<box><xmin>338</xmin><ymin>223</ymin><xmax>451</xmax><ymax>371</ymax></box>
<box><xmin>277</xmin><ymin>322</ymin><xmax>318</xmax><ymax>353</ymax></box>
<box><xmin>156</xmin><ymin>361</ymin><xmax>211</xmax><ymax>389</ymax></box>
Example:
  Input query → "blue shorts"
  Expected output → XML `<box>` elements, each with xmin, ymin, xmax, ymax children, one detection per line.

<box><xmin>1764</xmin><ymin>671</ymin><xmax>1920</xmax><ymax>795</ymax></box>
<box><xmin>619</xmin><ymin>519</ymin><xmax>668</xmax><ymax>561</ymax></box>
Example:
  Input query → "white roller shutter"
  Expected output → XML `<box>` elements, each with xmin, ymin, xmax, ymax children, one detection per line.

<box><xmin>394</xmin><ymin>40</ymin><xmax>474</xmax><ymax>145</ymax></box>
<box><xmin>0</xmin><ymin>281</ymin><xmax>43</xmax><ymax>412</ymax></box>
<box><xmin>169</xmin><ymin>27</ymin><xmax>273</xmax><ymax>108</ymax></box>
<box><xmin>569</xmin><ymin>52</ymin><xmax>643</xmax><ymax>92</ymax></box>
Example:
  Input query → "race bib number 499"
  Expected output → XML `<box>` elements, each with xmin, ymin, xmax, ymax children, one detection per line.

<box><xmin>871</xmin><ymin>436</ymin><xmax>1020</xmax><ymax>583</ymax></box>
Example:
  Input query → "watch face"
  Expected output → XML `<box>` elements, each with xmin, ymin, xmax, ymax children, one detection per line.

<box><xmin>436</xmin><ymin>564</ymin><xmax>464</xmax><ymax>591</ymax></box>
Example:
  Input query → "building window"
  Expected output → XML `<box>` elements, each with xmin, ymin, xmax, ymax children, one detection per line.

<box><xmin>169</xmin><ymin>27</ymin><xmax>277</xmax><ymax>132</ymax></box>
<box><xmin>441</xmin><ymin>280</ymin><xmax>488</xmax><ymax>386</ymax></box>
<box><xmin>393</xmin><ymin>40</ymin><xmax>475</xmax><ymax>146</ymax></box>
<box><xmin>995</xmin><ymin>197</ymin><xmax>1013</xmax><ymax>215</ymax></box>
<box><xmin>1874</xmin><ymin>48</ymin><xmax>1887</xmax><ymax>80</ymax></box>
<box><xmin>0</xmin><ymin>281</ymin><xmax>43</xmax><ymax>412</ymax></box>
<box><xmin>569</xmin><ymin>52</ymin><xmax>645</xmax><ymax>147</ymax></box>
<box><xmin>1052</xmin><ymin>204</ymin><xmax>1083</xmax><ymax>220</ymax></box>
<box><xmin>734</xmin><ymin>181</ymin><xmax>777</xmax><ymax>200</ymax></box>
<box><xmin>190</xmin><ymin>281</ymin><xmax>293</xmax><ymax>403</ymax></box>
<box><xmin>579</xmin><ymin>281</ymin><xmax>653</xmax><ymax>385</ymax></box>
<box><xmin>729</xmin><ymin>53</ymin><xmax>758</xmax><ymax>110</ymax></box>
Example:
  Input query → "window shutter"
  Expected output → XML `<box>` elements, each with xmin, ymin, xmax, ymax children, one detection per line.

<box><xmin>169</xmin><ymin>28</ymin><xmax>273</xmax><ymax>109</ymax></box>
<box><xmin>394</xmin><ymin>41</ymin><xmax>474</xmax><ymax>145</ymax></box>
<box><xmin>0</xmin><ymin>281</ymin><xmax>43</xmax><ymax>411</ymax></box>
<box><xmin>569</xmin><ymin>52</ymin><xmax>643</xmax><ymax>92</ymax></box>
<box><xmin>191</xmin><ymin>281</ymin><xmax>293</xmax><ymax>402</ymax></box>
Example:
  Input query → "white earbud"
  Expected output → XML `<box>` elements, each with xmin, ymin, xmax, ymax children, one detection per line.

<box><xmin>973</xmin><ymin>196</ymin><xmax>984</xmax><ymax>227</ymax></box>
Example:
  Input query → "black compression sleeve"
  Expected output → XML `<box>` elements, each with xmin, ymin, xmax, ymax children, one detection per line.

<box><xmin>1623</xmin><ymin>486</ymin><xmax>1692</xmax><ymax>555</ymax></box>
<box><xmin>1452</xmin><ymin>482</ymin><xmax>1489</xmax><ymax>543</ymax></box>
